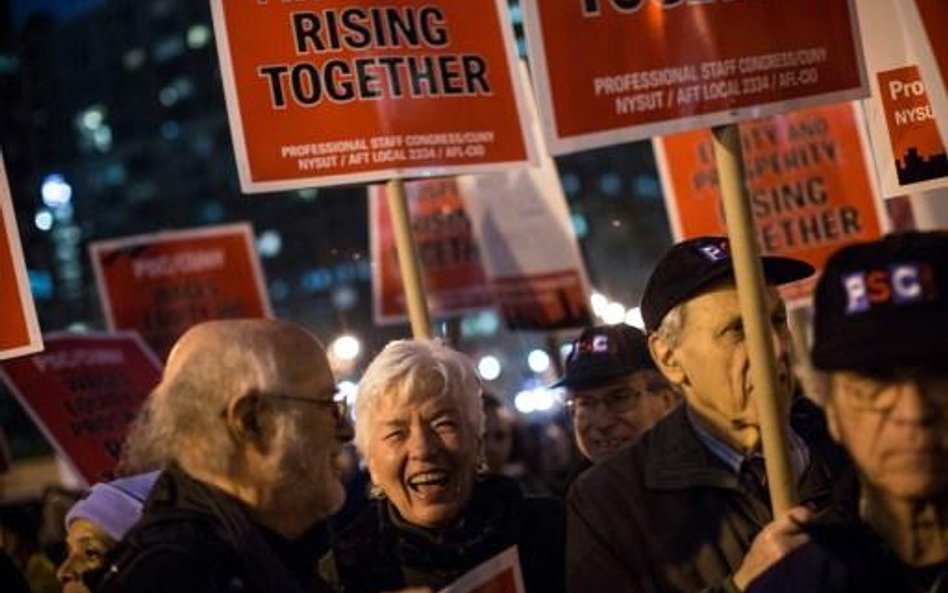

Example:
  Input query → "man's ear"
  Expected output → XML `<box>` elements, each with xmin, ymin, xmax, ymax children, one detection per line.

<box><xmin>225</xmin><ymin>390</ymin><xmax>275</xmax><ymax>448</ymax></box>
<box><xmin>648</xmin><ymin>332</ymin><xmax>687</xmax><ymax>387</ymax></box>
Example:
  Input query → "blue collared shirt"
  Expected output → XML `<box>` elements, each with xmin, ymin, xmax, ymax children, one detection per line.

<box><xmin>686</xmin><ymin>405</ymin><xmax>810</xmax><ymax>483</ymax></box>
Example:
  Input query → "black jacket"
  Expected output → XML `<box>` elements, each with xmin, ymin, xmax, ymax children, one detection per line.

<box><xmin>322</xmin><ymin>474</ymin><xmax>565</xmax><ymax>593</ymax></box>
<box><xmin>749</xmin><ymin>469</ymin><xmax>948</xmax><ymax>593</ymax></box>
<box><xmin>567</xmin><ymin>400</ymin><xmax>849</xmax><ymax>593</ymax></box>
<box><xmin>98</xmin><ymin>466</ymin><xmax>336</xmax><ymax>593</ymax></box>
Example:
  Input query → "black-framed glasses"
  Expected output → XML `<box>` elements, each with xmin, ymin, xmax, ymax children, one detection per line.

<box><xmin>272</xmin><ymin>394</ymin><xmax>349</xmax><ymax>420</ymax></box>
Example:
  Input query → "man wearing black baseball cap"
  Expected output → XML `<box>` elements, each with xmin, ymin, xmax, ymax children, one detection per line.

<box><xmin>553</xmin><ymin>325</ymin><xmax>679</xmax><ymax>464</ymax></box>
<box><xmin>567</xmin><ymin>236</ymin><xmax>846</xmax><ymax>593</ymax></box>
<box><xmin>750</xmin><ymin>231</ymin><xmax>948</xmax><ymax>593</ymax></box>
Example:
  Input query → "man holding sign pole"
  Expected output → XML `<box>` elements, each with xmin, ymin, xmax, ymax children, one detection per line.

<box><xmin>567</xmin><ymin>237</ymin><xmax>847</xmax><ymax>593</ymax></box>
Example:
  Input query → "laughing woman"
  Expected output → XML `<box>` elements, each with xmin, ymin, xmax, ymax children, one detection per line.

<box><xmin>321</xmin><ymin>340</ymin><xmax>564</xmax><ymax>593</ymax></box>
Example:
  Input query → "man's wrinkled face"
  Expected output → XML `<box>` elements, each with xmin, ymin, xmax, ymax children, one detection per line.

<box><xmin>827</xmin><ymin>369</ymin><xmax>948</xmax><ymax>500</ymax></box>
<box><xmin>365</xmin><ymin>384</ymin><xmax>480</xmax><ymax>529</ymax></box>
<box><xmin>669</xmin><ymin>283</ymin><xmax>795</xmax><ymax>454</ymax></box>
<box><xmin>265</xmin><ymin>337</ymin><xmax>353</xmax><ymax>525</ymax></box>
<box><xmin>568</xmin><ymin>370</ymin><xmax>679</xmax><ymax>463</ymax></box>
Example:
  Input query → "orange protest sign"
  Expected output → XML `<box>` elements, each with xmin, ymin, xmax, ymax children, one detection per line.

<box><xmin>656</xmin><ymin>103</ymin><xmax>886</xmax><ymax>301</ymax></box>
<box><xmin>0</xmin><ymin>155</ymin><xmax>42</xmax><ymax>360</ymax></box>
<box><xmin>522</xmin><ymin>0</ymin><xmax>867</xmax><ymax>154</ymax></box>
<box><xmin>371</xmin><ymin>179</ymin><xmax>493</xmax><ymax>324</ymax></box>
<box><xmin>904</xmin><ymin>0</ymin><xmax>948</xmax><ymax>149</ymax></box>
<box><xmin>211</xmin><ymin>0</ymin><xmax>535</xmax><ymax>192</ymax></box>
<box><xmin>877</xmin><ymin>67</ymin><xmax>948</xmax><ymax>187</ymax></box>
<box><xmin>89</xmin><ymin>223</ymin><xmax>271</xmax><ymax>362</ymax></box>
<box><xmin>855</xmin><ymin>0</ymin><xmax>948</xmax><ymax>197</ymax></box>
<box><xmin>0</xmin><ymin>332</ymin><xmax>161</xmax><ymax>485</ymax></box>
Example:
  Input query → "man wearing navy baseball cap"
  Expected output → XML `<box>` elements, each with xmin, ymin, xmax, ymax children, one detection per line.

<box><xmin>553</xmin><ymin>324</ymin><xmax>679</xmax><ymax>464</ymax></box>
<box><xmin>750</xmin><ymin>231</ymin><xmax>948</xmax><ymax>593</ymax></box>
<box><xmin>567</xmin><ymin>236</ymin><xmax>847</xmax><ymax>593</ymax></box>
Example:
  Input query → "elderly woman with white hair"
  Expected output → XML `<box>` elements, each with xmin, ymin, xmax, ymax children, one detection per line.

<box><xmin>321</xmin><ymin>339</ymin><xmax>565</xmax><ymax>593</ymax></box>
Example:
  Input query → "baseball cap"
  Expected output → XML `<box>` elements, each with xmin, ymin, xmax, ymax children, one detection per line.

<box><xmin>551</xmin><ymin>325</ymin><xmax>656</xmax><ymax>390</ymax></box>
<box><xmin>641</xmin><ymin>236</ymin><xmax>814</xmax><ymax>331</ymax></box>
<box><xmin>811</xmin><ymin>231</ymin><xmax>948</xmax><ymax>371</ymax></box>
<box><xmin>65</xmin><ymin>471</ymin><xmax>159</xmax><ymax>541</ymax></box>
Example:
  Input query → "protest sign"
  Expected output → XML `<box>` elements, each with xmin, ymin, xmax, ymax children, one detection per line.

<box><xmin>655</xmin><ymin>102</ymin><xmax>886</xmax><ymax>301</ymax></box>
<box><xmin>459</xmin><ymin>155</ymin><xmax>592</xmax><ymax>331</ymax></box>
<box><xmin>902</xmin><ymin>0</ymin><xmax>948</xmax><ymax>149</ymax></box>
<box><xmin>438</xmin><ymin>547</ymin><xmax>525</xmax><ymax>593</ymax></box>
<box><xmin>371</xmin><ymin>178</ymin><xmax>494</xmax><ymax>324</ymax></box>
<box><xmin>856</xmin><ymin>0</ymin><xmax>947</xmax><ymax>197</ymax></box>
<box><xmin>211</xmin><ymin>0</ymin><xmax>535</xmax><ymax>191</ymax></box>
<box><xmin>0</xmin><ymin>154</ymin><xmax>42</xmax><ymax>360</ymax></box>
<box><xmin>459</xmin><ymin>67</ymin><xmax>592</xmax><ymax>331</ymax></box>
<box><xmin>90</xmin><ymin>223</ymin><xmax>270</xmax><ymax>362</ymax></box>
<box><xmin>0</xmin><ymin>332</ymin><xmax>162</xmax><ymax>485</ymax></box>
<box><xmin>521</xmin><ymin>0</ymin><xmax>867</xmax><ymax>154</ymax></box>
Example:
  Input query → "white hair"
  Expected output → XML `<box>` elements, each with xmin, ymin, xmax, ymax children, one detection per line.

<box><xmin>354</xmin><ymin>339</ymin><xmax>484</xmax><ymax>455</ymax></box>
<box><xmin>653</xmin><ymin>302</ymin><xmax>687</xmax><ymax>349</ymax></box>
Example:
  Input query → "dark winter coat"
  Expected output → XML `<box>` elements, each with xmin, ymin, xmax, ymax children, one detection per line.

<box><xmin>748</xmin><ymin>469</ymin><xmax>948</xmax><ymax>593</ymax></box>
<box><xmin>567</xmin><ymin>400</ymin><xmax>848</xmax><ymax>593</ymax></box>
<box><xmin>321</xmin><ymin>474</ymin><xmax>565</xmax><ymax>593</ymax></box>
<box><xmin>98</xmin><ymin>466</ymin><xmax>336</xmax><ymax>593</ymax></box>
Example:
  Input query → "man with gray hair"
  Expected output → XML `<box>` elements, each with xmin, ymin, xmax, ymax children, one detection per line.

<box><xmin>98</xmin><ymin>319</ymin><xmax>356</xmax><ymax>593</ymax></box>
<box><xmin>567</xmin><ymin>237</ymin><xmax>847</xmax><ymax>593</ymax></box>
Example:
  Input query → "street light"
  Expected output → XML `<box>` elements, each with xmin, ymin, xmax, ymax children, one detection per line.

<box><xmin>477</xmin><ymin>355</ymin><xmax>502</xmax><ymax>381</ymax></box>
<box><xmin>332</xmin><ymin>334</ymin><xmax>361</xmax><ymax>361</ymax></box>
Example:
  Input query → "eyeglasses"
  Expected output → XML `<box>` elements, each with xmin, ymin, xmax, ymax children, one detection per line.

<box><xmin>272</xmin><ymin>394</ymin><xmax>349</xmax><ymax>421</ymax></box>
<box><xmin>566</xmin><ymin>388</ymin><xmax>643</xmax><ymax>416</ymax></box>
<box><xmin>837</xmin><ymin>368</ymin><xmax>948</xmax><ymax>412</ymax></box>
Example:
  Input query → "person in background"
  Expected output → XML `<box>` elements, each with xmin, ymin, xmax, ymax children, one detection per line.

<box><xmin>552</xmin><ymin>324</ymin><xmax>680</xmax><ymax>464</ymax></box>
<box><xmin>750</xmin><ymin>231</ymin><xmax>948</xmax><ymax>592</ymax></box>
<box><xmin>57</xmin><ymin>472</ymin><xmax>158</xmax><ymax>593</ymax></box>
<box><xmin>567</xmin><ymin>236</ymin><xmax>847</xmax><ymax>593</ymax></box>
<box><xmin>482</xmin><ymin>393</ymin><xmax>517</xmax><ymax>475</ymax></box>
<box><xmin>322</xmin><ymin>339</ymin><xmax>565</xmax><ymax>593</ymax></box>
<box><xmin>1</xmin><ymin>504</ymin><xmax>58</xmax><ymax>593</ymax></box>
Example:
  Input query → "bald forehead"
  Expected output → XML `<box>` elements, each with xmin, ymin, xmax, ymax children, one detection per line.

<box><xmin>164</xmin><ymin>319</ymin><xmax>331</xmax><ymax>390</ymax></box>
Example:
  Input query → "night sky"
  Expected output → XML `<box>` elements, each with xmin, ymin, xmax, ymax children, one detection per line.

<box><xmin>10</xmin><ymin>0</ymin><xmax>105</xmax><ymax>28</ymax></box>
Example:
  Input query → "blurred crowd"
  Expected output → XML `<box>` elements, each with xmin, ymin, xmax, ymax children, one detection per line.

<box><xmin>0</xmin><ymin>230</ymin><xmax>946</xmax><ymax>593</ymax></box>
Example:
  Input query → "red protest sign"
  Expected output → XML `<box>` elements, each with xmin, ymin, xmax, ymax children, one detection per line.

<box><xmin>371</xmin><ymin>179</ymin><xmax>494</xmax><ymax>324</ymax></box>
<box><xmin>90</xmin><ymin>223</ymin><xmax>271</xmax><ymax>362</ymax></box>
<box><xmin>656</xmin><ymin>103</ymin><xmax>886</xmax><ymax>301</ymax></box>
<box><xmin>211</xmin><ymin>0</ymin><xmax>535</xmax><ymax>192</ymax></box>
<box><xmin>522</xmin><ymin>0</ymin><xmax>867</xmax><ymax>154</ymax></box>
<box><xmin>0</xmin><ymin>332</ymin><xmax>162</xmax><ymax>485</ymax></box>
<box><xmin>904</xmin><ymin>0</ymin><xmax>948</xmax><ymax>150</ymax></box>
<box><xmin>0</xmin><ymin>155</ymin><xmax>42</xmax><ymax>360</ymax></box>
<box><xmin>876</xmin><ymin>66</ymin><xmax>948</xmax><ymax>187</ymax></box>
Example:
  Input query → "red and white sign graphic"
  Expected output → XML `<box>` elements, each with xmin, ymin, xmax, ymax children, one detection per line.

<box><xmin>0</xmin><ymin>332</ymin><xmax>162</xmax><ymax>485</ymax></box>
<box><xmin>655</xmin><ymin>102</ymin><xmax>887</xmax><ymax>301</ymax></box>
<box><xmin>521</xmin><ymin>0</ymin><xmax>867</xmax><ymax>154</ymax></box>
<box><xmin>90</xmin><ymin>223</ymin><xmax>271</xmax><ymax>362</ymax></box>
<box><xmin>211</xmin><ymin>0</ymin><xmax>535</xmax><ymax>191</ymax></box>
